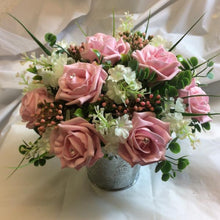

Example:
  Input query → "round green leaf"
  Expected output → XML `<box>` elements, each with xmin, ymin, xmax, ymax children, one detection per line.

<box><xmin>180</xmin><ymin>59</ymin><xmax>190</xmax><ymax>70</ymax></box>
<box><xmin>168</xmin><ymin>86</ymin><xmax>178</xmax><ymax>97</ymax></box>
<box><xmin>45</xmin><ymin>33</ymin><xmax>57</xmax><ymax>46</ymax></box>
<box><xmin>34</xmin><ymin>160</ymin><xmax>39</xmax><ymax>167</ymax></box>
<box><xmin>207</xmin><ymin>61</ymin><xmax>214</xmax><ymax>67</ymax></box>
<box><xmin>162</xmin><ymin>173</ymin><xmax>170</xmax><ymax>181</ymax></box>
<box><xmin>19</xmin><ymin>145</ymin><xmax>27</xmax><ymax>155</ymax></box>
<box><xmin>39</xmin><ymin>159</ymin><xmax>46</xmax><ymax>166</ymax></box>
<box><xmin>183</xmin><ymin>77</ymin><xmax>190</xmax><ymax>86</ymax></box>
<box><xmin>207</xmin><ymin>72</ymin><xmax>214</xmax><ymax>79</ymax></box>
<box><xmin>190</xmin><ymin>57</ymin><xmax>198</xmax><ymax>67</ymax></box>
<box><xmin>176</xmin><ymin>55</ymin><xmax>184</xmax><ymax>62</ymax></box>
<box><xmin>161</xmin><ymin>161</ymin><xmax>172</xmax><ymax>173</ymax></box>
<box><xmin>178</xmin><ymin>158</ymin><xmax>189</xmax><ymax>170</ymax></box>
<box><xmin>169</xmin><ymin>142</ymin><xmax>181</xmax><ymax>154</ymax></box>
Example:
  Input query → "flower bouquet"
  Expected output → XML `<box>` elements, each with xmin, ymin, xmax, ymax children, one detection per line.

<box><xmin>10</xmin><ymin>13</ymin><xmax>219</xmax><ymax>187</ymax></box>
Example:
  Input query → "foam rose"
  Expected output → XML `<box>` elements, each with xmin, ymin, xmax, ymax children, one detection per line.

<box><xmin>55</xmin><ymin>62</ymin><xmax>107</xmax><ymax>105</ymax></box>
<box><xmin>81</xmin><ymin>33</ymin><xmax>130</xmax><ymax>64</ymax></box>
<box><xmin>132</xmin><ymin>45</ymin><xmax>180</xmax><ymax>81</ymax></box>
<box><xmin>20</xmin><ymin>87</ymin><xmax>54</xmax><ymax>129</ymax></box>
<box><xmin>118</xmin><ymin>112</ymin><xmax>171</xmax><ymax>166</ymax></box>
<box><xmin>50</xmin><ymin>117</ymin><xmax>104</xmax><ymax>170</ymax></box>
<box><xmin>179</xmin><ymin>78</ymin><xmax>211</xmax><ymax>123</ymax></box>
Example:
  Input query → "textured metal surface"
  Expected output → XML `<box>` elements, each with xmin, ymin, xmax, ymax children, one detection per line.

<box><xmin>87</xmin><ymin>156</ymin><xmax>140</xmax><ymax>191</ymax></box>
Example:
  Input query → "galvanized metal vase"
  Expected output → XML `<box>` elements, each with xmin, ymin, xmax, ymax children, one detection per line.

<box><xmin>87</xmin><ymin>155</ymin><xmax>140</xmax><ymax>191</ymax></box>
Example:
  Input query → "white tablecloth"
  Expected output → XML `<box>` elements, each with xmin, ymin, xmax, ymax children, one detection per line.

<box><xmin>1</xmin><ymin>0</ymin><xmax>220</xmax><ymax>219</ymax></box>
<box><xmin>0</xmin><ymin>107</ymin><xmax>220</xmax><ymax>220</ymax></box>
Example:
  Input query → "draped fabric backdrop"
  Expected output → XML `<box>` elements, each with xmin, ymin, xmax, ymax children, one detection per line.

<box><xmin>0</xmin><ymin>0</ymin><xmax>220</xmax><ymax>219</ymax></box>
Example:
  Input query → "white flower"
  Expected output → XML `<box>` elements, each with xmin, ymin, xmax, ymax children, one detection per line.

<box><xmin>106</xmin><ymin>65</ymin><xmax>142</xmax><ymax>104</ymax></box>
<box><xmin>39</xmin><ymin>52</ymin><xmax>68</xmax><ymax>88</ymax></box>
<box><xmin>106</xmin><ymin>80</ymin><xmax>126</xmax><ymax>104</ymax></box>
<box><xmin>114</xmin><ymin>114</ymin><xmax>133</xmax><ymax>143</ymax></box>
<box><xmin>37</xmin><ymin>128</ymin><xmax>53</xmax><ymax>155</ymax></box>
<box><xmin>150</xmin><ymin>35</ymin><xmax>172</xmax><ymax>50</ymax></box>
<box><xmin>117</xmin><ymin>11</ymin><xmax>134</xmax><ymax>33</ymax></box>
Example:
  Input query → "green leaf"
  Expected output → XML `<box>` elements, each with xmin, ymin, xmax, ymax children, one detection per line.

<box><xmin>178</xmin><ymin>158</ymin><xmax>189</xmax><ymax>170</ymax></box>
<box><xmin>162</xmin><ymin>173</ymin><xmax>170</xmax><ymax>181</ymax></box>
<box><xmin>207</xmin><ymin>61</ymin><xmax>214</xmax><ymax>67</ymax></box>
<box><xmin>155</xmin><ymin>161</ymin><xmax>165</xmax><ymax>173</ymax></box>
<box><xmin>169</xmin><ymin>142</ymin><xmax>181</xmax><ymax>154</ymax></box>
<box><xmin>8</xmin><ymin>13</ymin><xmax>51</xmax><ymax>55</ymax></box>
<box><xmin>128</xmin><ymin>60</ymin><xmax>139</xmax><ymax>71</ymax></box>
<box><xmin>161</xmin><ymin>161</ymin><xmax>172</xmax><ymax>173</ymax></box>
<box><xmin>27</xmin><ymin>66</ymin><xmax>37</xmax><ymax>74</ymax></box>
<box><xmin>195</xmin><ymin>124</ymin><xmax>201</xmax><ymax>132</ymax></box>
<box><xmin>202</xmin><ymin>122</ymin><xmax>210</xmax><ymax>130</ymax></box>
<box><xmin>177</xmin><ymin>55</ymin><xmax>184</xmax><ymax>62</ymax></box>
<box><xmin>33</xmin><ymin>75</ymin><xmax>42</xmax><ymax>81</ymax></box>
<box><xmin>92</xmin><ymin>49</ymin><xmax>101</xmax><ymax>61</ymax></box>
<box><xmin>183</xmin><ymin>77</ymin><xmax>190</xmax><ymax>86</ymax></box>
<box><xmin>148</xmin><ymin>72</ymin><xmax>157</xmax><ymax>81</ymax></box>
<box><xmin>190</xmin><ymin>57</ymin><xmax>198</xmax><ymax>67</ymax></box>
<box><xmin>34</xmin><ymin>160</ymin><xmax>39</xmax><ymax>166</ymax></box>
<box><xmin>168</xmin><ymin>86</ymin><xmax>178</xmax><ymax>97</ymax></box>
<box><xmin>39</xmin><ymin>159</ymin><xmax>46</xmax><ymax>166</ymax></box>
<box><xmin>144</xmin><ymin>68</ymin><xmax>149</xmax><ymax>79</ymax></box>
<box><xmin>19</xmin><ymin>145</ymin><xmax>27</xmax><ymax>155</ymax></box>
<box><xmin>74</xmin><ymin>108</ymin><xmax>84</xmax><ymax>117</ymax></box>
<box><xmin>177</xmin><ymin>80</ymin><xmax>185</xmax><ymax>89</ymax></box>
<box><xmin>207</xmin><ymin>72</ymin><xmax>214</xmax><ymax>79</ymax></box>
<box><xmin>45</xmin><ymin>33</ymin><xmax>57</xmax><ymax>47</ymax></box>
<box><xmin>180</xmin><ymin>59</ymin><xmax>190</xmax><ymax>70</ymax></box>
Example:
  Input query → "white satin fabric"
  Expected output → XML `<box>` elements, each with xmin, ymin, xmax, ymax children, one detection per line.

<box><xmin>0</xmin><ymin>0</ymin><xmax>220</xmax><ymax>219</ymax></box>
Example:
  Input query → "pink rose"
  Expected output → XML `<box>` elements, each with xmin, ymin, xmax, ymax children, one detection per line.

<box><xmin>81</xmin><ymin>33</ymin><xmax>130</xmax><ymax>64</ymax></box>
<box><xmin>118</xmin><ymin>112</ymin><xmax>171</xmax><ymax>166</ymax></box>
<box><xmin>50</xmin><ymin>117</ymin><xmax>104</xmax><ymax>170</ymax></box>
<box><xmin>55</xmin><ymin>62</ymin><xmax>107</xmax><ymax>105</ymax></box>
<box><xmin>20</xmin><ymin>87</ymin><xmax>54</xmax><ymax>129</ymax></box>
<box><xmin>132</xmin><ymin>45</ymin><xmax>180</xmax><ymax>81</ymax></box>
<box><xmin>179</xmin><ymin>79</ymin><xmax>211</xmax><ymax>123</ymax></box>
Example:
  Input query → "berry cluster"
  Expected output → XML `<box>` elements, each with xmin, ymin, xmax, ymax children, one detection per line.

<box><xmin>68</xmin><ymin>43</ymin><xmax>85</xmax><ymax>61</ymax></box>
<box><xmin>34</xmin><ymin>102</ymin><xmax>64</xmax><ymax>135</ymax></box>
<box><xmin>119</xmin><ymin>31</ymin><xmax>153</xmax><ymax>51</ymax></box>
<box><xmin>97</xmin><ymin>93</ymin><xmax>162</xmax><ymax>118</ymax></box>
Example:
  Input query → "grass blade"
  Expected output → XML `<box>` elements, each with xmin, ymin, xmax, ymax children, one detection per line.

<box><xmin>145</xmin><ymin>11</ymin><xmax>151</xmax><ymax>37</ymax></box>
<box><xmin>169</xmin><ymin>14</ymin><xmax>205</xmax><ymax>52</ymax></box>
<box><xmin>8</xmin><ymin>13</ymin><xmax>51</xmax><ymax>55</ymax></box>
<box><xmin>112</xmin><ymin>10</ymin><xmax>115</xmax><ymax>37</ymax></box>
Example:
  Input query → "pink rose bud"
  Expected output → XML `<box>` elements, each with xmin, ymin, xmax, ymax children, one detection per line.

<box><xmin>132</xmin><ymin>45</ymin><xmax>180</xmax><ymax>81</ymax></box>
<box><xmin>118</xmin><ymin>112</ymin><xmax>171</xmax><ymax>166</ymax></box>
<box><xmin>50</xmin><ymin>117</ymin><xmax>105</xmax><ymax>170</ymax></box>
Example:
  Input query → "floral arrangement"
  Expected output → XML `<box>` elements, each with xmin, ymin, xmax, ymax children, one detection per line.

<box><xmin>12</xmin><ymin>13</ymin><xmax>218</xmax><ymax>181</ymax></box>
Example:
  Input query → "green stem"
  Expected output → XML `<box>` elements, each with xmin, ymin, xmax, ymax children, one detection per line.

<box><xmin>191</xmin><ymin>53</ymin><xmax>220</xmax><ymax>70</ymax></box>
<box><xmin>181</xmin><ymin>94</ymin><xmax>220</xmax><ymax>99</ymax></box>
<box><xmin>54</xmin><ymin>44</ymin><xmax>71</xmax><ymax>56</ymax></box>
<box><xmin>165</xmin><ymin>155</ymin><xmax>179</xmax><ymax>161</ymax></box>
